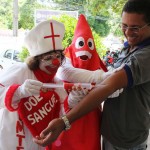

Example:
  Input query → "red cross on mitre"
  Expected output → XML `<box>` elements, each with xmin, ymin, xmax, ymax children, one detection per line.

<box><xmin>44</xmin><ymin>22</ymin><xmax>60</xmax><ymax>50</ymax></box>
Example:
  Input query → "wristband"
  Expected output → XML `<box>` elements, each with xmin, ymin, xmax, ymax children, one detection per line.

<box><xmin>61</xmin><ymin>115</ymin><xmax>71</xmax><ymax>130</ymax></box>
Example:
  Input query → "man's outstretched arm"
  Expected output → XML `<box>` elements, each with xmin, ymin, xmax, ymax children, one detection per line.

<box><xmin>33</xmin><ymin>67</ymin><xmax>128</xmax><ymax>147</ymax></box>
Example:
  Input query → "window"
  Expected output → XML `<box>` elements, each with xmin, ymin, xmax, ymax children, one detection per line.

<box><xmin>4</xmin><ymin>50</ymin><xmax>12</xmax><ymax>59</ymax></box>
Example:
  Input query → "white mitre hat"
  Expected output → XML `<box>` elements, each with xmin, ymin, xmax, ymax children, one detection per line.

<box><xmin>24</xmin><ymin>20</ymin><xmax>65</xmax><ymax>56</ymax></box>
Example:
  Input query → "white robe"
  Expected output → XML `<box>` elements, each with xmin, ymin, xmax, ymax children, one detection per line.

<box><xmin>0</xmin><ymin>63</ymin><xmax>67</xmax><ymax>150</ymax></box>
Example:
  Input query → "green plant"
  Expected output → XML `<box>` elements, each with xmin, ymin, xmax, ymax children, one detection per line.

<box><xmin>18</xmin><ymin>47</ymin><xmax>30</xmax><ymax>61</ymax></box>
<box><xmin>92</xmin><ymin>30</ymin><xmax>107</xmax><ymax>58</ymax></box>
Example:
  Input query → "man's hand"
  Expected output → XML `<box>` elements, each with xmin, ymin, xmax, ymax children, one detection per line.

<box><xmin>33</xmin><ymin>118</ymin><xmax>65</xmax><ymax>147</ymax></box>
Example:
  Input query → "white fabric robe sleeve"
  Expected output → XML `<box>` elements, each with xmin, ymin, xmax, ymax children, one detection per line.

<box><xmin>56</xmin><ymin>58</ymin><xmax>106</xmax><ymax>83</ymax></box>
<box><xmin>0</xmin><ymin>63</ymin><xmax>34</xmax><ymax>109</ymax></box>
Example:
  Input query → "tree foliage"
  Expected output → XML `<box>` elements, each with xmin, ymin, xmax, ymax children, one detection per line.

<box><xmin>19</xmin><ymin>0</ymin><xmax>52</xmax><ymax>29</ymax></box>
<box><xmin>0</xmin><ymin>0</ymin><xmax>13</xmax><ymax>29</ymax></box>
<box><xmin>18</xmin><ymin>46</ymin><xmax>30</xmax><ymax>61</ymax></box>
<box><xmin>19</xmin><ymin>0</ymin><xmax>36</xmax><ymax>29</ymax></box>
<box><xmin>0</xmin><ymin>0</ymin><xmax>126</xmax><ymax>36</ymax></box>
<box><xmin>50</xmin><ymin>0</ymin><xmax>127</xmax><ymax>36</ymax></box>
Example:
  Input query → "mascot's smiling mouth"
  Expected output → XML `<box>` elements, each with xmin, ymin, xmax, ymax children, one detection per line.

<box><xmin>75</xmin><ymin>51</ymin><xmax>92</xmax><ymax>61</ymax></box>
<box><xmin>80</xmin><ymin>55</ymin><xmax>88</xmax><ymax>60</ymax></box>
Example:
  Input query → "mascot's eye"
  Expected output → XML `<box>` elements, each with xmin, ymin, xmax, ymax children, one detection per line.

<box><xmin>79</xmin><ymin>41</ymin><xmax>84</xmax><ymax>46</ymax></box>
<box><xmin>87</xmin><ymin>38</ymin><xmax>94</xmax><ymax>50</ymax></box>
<box><xmin>75</xmin><ymin>37</ymin><xmax>85</xmax><ymax>49</ymax></box>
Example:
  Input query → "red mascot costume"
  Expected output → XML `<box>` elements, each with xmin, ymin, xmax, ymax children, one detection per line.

<box><xmin>50</xmin><ymin>14</ymin><xmax>107</xmax><ymax>150</ymax></box>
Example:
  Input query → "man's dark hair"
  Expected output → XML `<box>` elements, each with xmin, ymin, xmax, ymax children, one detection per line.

<box><xmin>122</xmin><ymin>0</ymin><xmax>150</xmax><ymax>23</ymax></box>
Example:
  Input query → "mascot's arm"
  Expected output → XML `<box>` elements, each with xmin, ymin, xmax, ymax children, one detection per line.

<box><xmin>57</xmin><ymin>60</ymin><xmax>124</xmax><ymax>109</ymax></box>
<box><xmin>57</xmin><ymin>58</ymin><xmax>109</xmax><ymax>84</ymax></box>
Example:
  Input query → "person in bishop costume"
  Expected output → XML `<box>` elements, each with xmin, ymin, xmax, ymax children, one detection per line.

<box><xmin>0</xmin><ymin>19</ymin><xmax>68</xmax><ymax>150</ymax></box>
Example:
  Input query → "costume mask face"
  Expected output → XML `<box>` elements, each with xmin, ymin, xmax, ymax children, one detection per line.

<box><xmin>65</xmin><ymin>14</ymin><xmax>107</xmax><ymax>72</ymax></box>
<box><xmin>74</xmin><ymin>36</ymin><xmax>94</xmax><ymax>59</ymax></box>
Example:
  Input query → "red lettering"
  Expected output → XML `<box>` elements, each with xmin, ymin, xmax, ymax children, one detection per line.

<box><xmin>17</xmin><ymin>147</ymin><xmax>24</xmax><ymax>150</ymax></box>
<box><xmin>16</xmin><ymin>120</ymin><xmax>25</xmax><ymax>135</ymax></box>
<box><xmin>16</xmin><ymin>134</ymin><xmax>25</xmax><ymax>146</ymax></box>
<box><xmin>16</xmin><ymin>119</ymin><xmax>25</xmax><ymax>150</ymax></box>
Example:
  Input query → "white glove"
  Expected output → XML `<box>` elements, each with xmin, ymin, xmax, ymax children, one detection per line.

<box><xmin>17</xmin><ymin>79</ymin><xmax>43</xmax><ymax>98</ymax></box>
<box><xmin>57</xmin><ymin>66</ymin><xmax>106</xmax><ymax>84</ymax></box>
<box><xmin>108</xmin><ymin>88</ymin><xmax>123</xmax><ymax>98</ymax></box>
<box><xmin>68</xmin><ymin>88</ymin><xmax>89</xmax><ymax>108</ymax></box>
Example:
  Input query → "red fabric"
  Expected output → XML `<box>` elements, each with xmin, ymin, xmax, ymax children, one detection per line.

<box><xmin>50</xmin><ymin>14</ymin><xmax>102</xmax><ymax>150</ymax></box>
<box><xmin>5</xmin><ymin>84</ymin><xmax>20</xmax><ymax>111</ymax></box>
<box><xmin>51</xmin><ymin>109</ymin><xmax>101</xmax><ymax>150</ymax></box>
<box><xmin>46</xmin><ymin>146</ymin><xmax>52</xmax><ymax>150</ymax></box>
<box><xmin>63</xmin><ymin>82</ymin><xmax>74</xmax><ymax>93</ymax></box>
<box><xmin>108</xmin><ymin>56</ymin><xmax>114</xmax><ymax>64</ymax></box>
<box><xmin>18</xmin><ymin>90</ymin><xmax>60</xmax><ymax>137</ymax></box>
<box><xmin>65</xmin><ymin>14</ymin><xmax>107</xmax><ymax>72</ymax></box>
<box><xmin>63</xmin><ymin>97</ymin><xmax>70</xmax><ymax>113</ymax></box>
<box><xmin>33</xmin><ymin>69</ymin><xmax>55</xmax><ymax>83</ymax></box>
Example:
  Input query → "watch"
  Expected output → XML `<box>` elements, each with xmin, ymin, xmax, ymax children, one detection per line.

<box><xmin>61</xmin><ymin>115</ymin><xmax>71</xmax><ymax>130</ymax></box>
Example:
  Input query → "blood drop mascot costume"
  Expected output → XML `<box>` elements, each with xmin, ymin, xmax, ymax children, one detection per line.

<box><xmin>51</xmin><ymin>14</ymin><xmax>108</xmax><ymax>150</ymax></box>
<box><xmin>0</xmin><ymin>20</ymin><xmax>68</xmax><ymax>150</ymax></box>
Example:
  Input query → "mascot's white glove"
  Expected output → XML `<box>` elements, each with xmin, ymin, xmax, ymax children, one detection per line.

<box><xmin>17</xmin><ymin>79</ymin><xmax>43</xmax><ymax>98</ymax></box>
<box><xmin>68</xmin><ymin>88</ymin><xmax>89</xmax><ymax>109</ymax></box>
<box><xmin>56</xmin><ymin>58</ymin><xmax>112</xmax><ymax>84</ymax></box>
<box><xmin>57</xmin><ymin>66</ymin><xmax>106</xmax><ymax>84</ymax></box>
<box><xmin>108</xmin><ymin>88</ymin><xmax>123</xmax><ymax>98</ymax></box>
